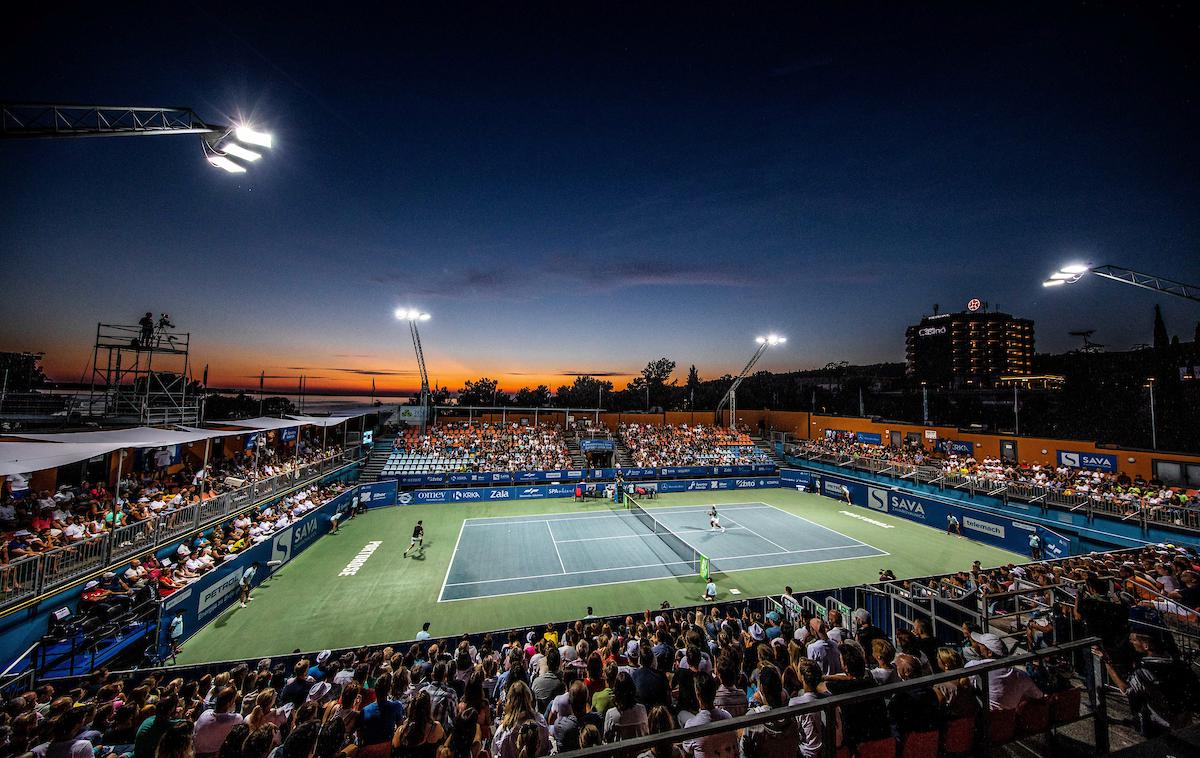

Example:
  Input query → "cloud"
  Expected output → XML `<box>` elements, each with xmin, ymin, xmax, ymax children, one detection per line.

<box><xmin>332</xmin><ymin>353</ymin><xmax>375</xmax><ymax>358</ymax></box>
<box><xmin>283</xmin><ymin>366</ymin><xmax>419</xmax><ymax>377</ymax></box>
<box><xmin>244</xmin><ymin>374</ymin><xmax>330</xmax><ymax>380</ymax></box>
<box><xmin>557</xmin><ymin>371</ymin><xmax>629</xmax><ymax>377</ymax></box>
<box><xmin>371</xmin><ymin>258</ymin><xmax>753</xmax><ymax>302</ymax></box>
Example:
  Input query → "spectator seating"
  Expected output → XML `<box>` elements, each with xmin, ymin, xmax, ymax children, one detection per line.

<box><xmin>380</xmin><ymin>423</ymin><xmax>571</xmax><ymax>476</ymax></box>
<box><xmin>618</xmin><ymin>423</ymin><xmax>773</xmax><ymax>467</ymax></box>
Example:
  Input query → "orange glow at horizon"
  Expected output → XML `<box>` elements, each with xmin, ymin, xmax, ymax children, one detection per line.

<box><xmin>33</xmin><ymin>339</ymin><xmax>643</xmax><ymax>397</ymax></box>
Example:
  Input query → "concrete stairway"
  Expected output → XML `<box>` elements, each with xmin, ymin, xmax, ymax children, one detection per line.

<box><xmin>357</xmin><ymin>433</ymin><xmax>397</xmax><ymax>482</ymax></box>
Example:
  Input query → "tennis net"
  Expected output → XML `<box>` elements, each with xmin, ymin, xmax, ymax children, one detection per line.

<box><xmin>625</xmin><ymin>494</ymin><xmax>707</xmax><ymax>576</ymax></box>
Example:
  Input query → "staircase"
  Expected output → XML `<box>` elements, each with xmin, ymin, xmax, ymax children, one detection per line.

<box><xmin>614</xmin><ymin>439</ymin><xmax>635</xmax><ymax>467</ymax></box>
<box><xmin>357</xmin><ymin>433</ymin><xmax>397</xmax><ymax>482</ymax></box>
<box><xmin>752</xmin><ymin>436</ymin><xmax>787</xmax><ymax>468</ymax></box>
<box><xmin>565</xmin><ymin>436</ymin><xmax>587</xmax><ymax>468</ymax></box>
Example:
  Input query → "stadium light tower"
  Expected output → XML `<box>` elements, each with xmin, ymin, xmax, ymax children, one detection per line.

<box><xmin>715</xmin><ymin>335</ymin><xmax>786</xmax><ymax>429</ymax></box>
<box><xmin>395</xmin><ymin>308</ymin><xmax>432</xmax><ymax>430</ymax></box>
<box><xmin>1042</xmin><ymin>262</ymin><xmax>1200</xmax><ymax>303</ymax></box>
<box><xmin>1</xmin><ymin>102</ymin><xmax>274</xmax><ymax>174</ymax></box>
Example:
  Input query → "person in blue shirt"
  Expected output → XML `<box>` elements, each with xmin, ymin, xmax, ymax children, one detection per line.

<box><xmin>360</xmin><ymin>672</ymin><xmax>405</xmax><ymax>746</ymax></box>
<box><xmin>704</xmin><ymin>579</ymin><xmax>717</xmax><ymax>602</ymax></box>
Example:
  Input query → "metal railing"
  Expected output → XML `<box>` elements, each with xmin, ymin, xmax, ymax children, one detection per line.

<box><xmin>0</xmin><ymin>447</ymin><xmax>363</xmax><ymax>615</ymax></box>
<box><xmin>556</xmin><ymin>638</ymin><xmax>1108</xmax><ymax>758</ymax></box>
<box><xmin>785</xmin><ymin>444</ymin><xmax>1200</xmax><ymax>534</ymax></box>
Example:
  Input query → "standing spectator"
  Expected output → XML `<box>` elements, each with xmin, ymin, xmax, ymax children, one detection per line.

<box><xmin>852</xmin><ymin>610</ymin><xmax>886</xmax><ymax>650</ymax></box>
<box><xmin>1029</xmin><ymin>533</ymin><xmax>1042</xmax><ymax>560</ymax></box>
<box><xmin>1100</xmin><ymin>633</ymin><xmax>1200</xmax><ymax>737</ymax></box>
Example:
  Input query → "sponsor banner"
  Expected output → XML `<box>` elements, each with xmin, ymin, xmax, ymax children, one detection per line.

<box><xmin>244</xmin><ymin>433</ymin><xmax>258</xmax><ymax>449</ymax></box>
<box><xmin>1057</xmin><ymin>450</ymin><xmax>1117</xmax><ymax>472</ymax></box>
<box><xmin>394</xmin><ymin>473</ymin><xmax>448</xmax><ymax>486</ymax></box>
<box><xmin>362</xmin><ymin>430</ymin><xmax>373</xmax><ymax>446</ymax></box>
<box><xmin>935</xmin><ymin>439</ymin><xmax>974</xmax><ymax>455</ymax></box>
<box><xmin>779</xmin><ymin>468</ymin><xmax>813</xmax><ymax>487</ymax></box>
<box><xmin>358</xmin><ymin>480</ymin><xmax>398</xmax><ymax>508</ymax></box>
<box><xmin>815</xmin><ymin>471</ymin><xmax>1071</xmax><ymax>558</ymax></box>
<box><xmin>580</xmin><ymin>439</ymin><xmax>614</xmax><ymax>452</ymax></box>
<box><xmin>867</xmin><ymin>487</ymin><xmax>889</xmax><ymax>512</ymax></box>
<box><xmin>855</xmin><ymin>432</ymin><xmax>882</xmax><ymax>445</ymax></box>
<box><xmin>281</xmin><ymin>427</ymin><xmax>298</xmax><ymax>442</ymax></box>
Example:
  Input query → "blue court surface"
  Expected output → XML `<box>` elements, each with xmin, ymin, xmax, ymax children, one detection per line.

<box><xmin>438</xmin><ymin>502</ymin><xmax>887</xmax><ymax>601</ymax></box>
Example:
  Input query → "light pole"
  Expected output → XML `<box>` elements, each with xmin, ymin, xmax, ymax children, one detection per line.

<box><xmin>1145</xmin><ymin>377</ymin><xmax>1157</xmax><ymax>450</ymax></box>
<box><xmin>395</xmin><ymin>308</ymin><xmax>432</xmax><ymax>431</ymax></box>
<box><xmin>1</xmin><ymin>103</ymin><xmax>275</xmax><ymax>174</ymax></box>
<box><xmin>1042</xmin><ymin>263</ymin><xmax>1200</xmax><ymax>303</ymax></box>
<box><xmin>715</xmin><ymin>335</ymin><xmax>786</xmax><ymax>429</ymax></box>
<box><xmin>1013</xmin><ymin>384</ymin><xmax>1020</xmax><ymax>436</ymax></box>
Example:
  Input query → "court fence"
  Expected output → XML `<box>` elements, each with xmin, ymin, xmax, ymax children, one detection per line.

<box><xmin>0</xmin><ymin>447</ymin><xmax>364</xmax><ymax>614</ymax></box>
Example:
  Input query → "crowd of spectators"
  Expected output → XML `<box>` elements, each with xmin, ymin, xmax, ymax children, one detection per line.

<box><xmin>395</xmin><ymin>424</ymin><xmax>572</xmax><ymax>472</ymax></box>
<box><xmin>797</xmin><ymin>437</ymin><xmax>1199</xmax><ymax>519</ymax></box>
<box><xmin>618</xmin><ymin>425</ymin><xmax>771</xmax><ymax>468</ymax></box>
<box><xmin>0</xmin><ymin>445</ymin><xmax>348</xmax><ymax>567</ymax></box>
<box><xmin>5</xmin><ymin>587</ymin><xmax>1181</xmax><ymax>758</ymax></box>
<box><xmin>65</xmin><ymin>481</ymin><xmax>350</xmax><ymax>616</ymax></box>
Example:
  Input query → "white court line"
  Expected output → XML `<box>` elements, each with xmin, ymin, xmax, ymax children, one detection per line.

<box><xmin>443</xmin><ymin>543</ymin><xmax>883</xmax><ymax>588</ymax></box>
<box><xmin>436</xmin><ymin>519</ymin><xmax>469</xmax><ymax>602</ymax></box>
<box><xmin>750</xmin><ymin>500</ymin><xmax>881</xmax><ymax>552</ymax></box>
<box><xmin>548</xmin><ymin>521</ymin><xmax>567</xmax><ymax>574</ymax></box>
<box><xmin>461</xmin><ymin>503</ymin><xmax>774</xmax><ymax>528</ymax></box>
<box><xmin>719</xmin><ymin>515</ymin><xmax>791</xmax><ymax>553</ymax></box>
<box><xmin>438</xmin><ymin>547</ymin><xmax>889</xmax><ymax>602</ymax></box>
<box><xmin>552</xmin><ymin>526</ymin><xmax>752</xmax><ymax>544</ymax></box>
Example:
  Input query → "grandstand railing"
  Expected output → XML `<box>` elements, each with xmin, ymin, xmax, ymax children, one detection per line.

<box><xmin>785</xmin><ymin>443</ymin><xmax>1199</xmax><ymax>533</ymax></box>
<box><xmin>0</xmin><ymin>446</ymin><xmax>364</xmax><ymax>614</ymax></box>
<box><xmin>556</xmin><ymin>638</ymin><xmax>1109</xmax><ymax>758</ymax></box>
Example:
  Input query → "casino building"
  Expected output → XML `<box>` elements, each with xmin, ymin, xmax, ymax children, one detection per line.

<box><xmin>905</xmin><ymin>303</ymin><xmax>1034</xmax><ymax>387</ymax></box>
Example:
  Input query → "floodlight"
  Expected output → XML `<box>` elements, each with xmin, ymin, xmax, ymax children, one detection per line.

<box><xmin>1042</xmin><ymin>279</ymin><xmax>1066</xmax><ymax>287</ymax></box>
<box><xmin>235</xmin><ymin>126</ymin><xmax>274</xmax><ymax>148</ymax></box>
<box><xmin>1060</xmin><ymin>263</ymin><xmax>1090</xmax><ymax>274</ymax></box>
<box><xmin>755</xmin><ymin>337</ymin><xmax>766</xmax><ymax>344</ymax></box>
<box><xmin>221</xmin><ymin>143</ymin><xmax>262</xmax><ymax>162</ymax></box>
<box><xmin>207</xmin><ymin>155</ymin><xmax>247</xmax><ymax>173</ymax></box>
<box><xmin>1048</xmin><ymin>271</ymin><xmax>1074</xmax><ymax>280</ymax></box>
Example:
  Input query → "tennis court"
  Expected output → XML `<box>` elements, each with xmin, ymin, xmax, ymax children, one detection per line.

<box><xmin>439</xmin><ymin>501</ymin><xmax>886</xmax><ymax>601</ymax></box>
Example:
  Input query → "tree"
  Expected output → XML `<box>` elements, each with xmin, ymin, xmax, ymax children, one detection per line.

<box><xmin>640</xmin><ymin>357</ymin><xmax>677</xmax><ymax>410</ymax></box>
<box><xmin>685</xmin><ymin>365</ymin><xmax>701</xmax><ymax>409</ymax></box>
<box><xmin>513</xmin><ymin>385</ymin><xmax>553</xmax><ymax>406</ymax></box>
<box><xmin>457</xmin><ymin>377</ymin><xmax>505</xmax><ymax>407</ymax></box>
<box><xmin>1153</xmin><ymin>305</ymin><xmax>1169</xmax><ymax>349</ymax></box>
<box><xmin>0</xmin><ymin>352</ymin><xmax>49</xmax><ymax>391</ymax></box>
<box><xmin>554</xmin><ymin>375</ymin><xmax>614</xmax><ymax>408</ymax></box>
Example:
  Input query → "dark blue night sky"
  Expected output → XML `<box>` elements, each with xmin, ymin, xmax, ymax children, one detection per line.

<box><xmin>3</xmin><ymin>3</ymin><xmax>1198</xmax><ymax>393</ymax></box>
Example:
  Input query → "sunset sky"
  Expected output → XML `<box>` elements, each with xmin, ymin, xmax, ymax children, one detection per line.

<box><xmin>3</xmin><ymin>5</ymin><xmax>1198</xmax><ymax>396</ymax></box>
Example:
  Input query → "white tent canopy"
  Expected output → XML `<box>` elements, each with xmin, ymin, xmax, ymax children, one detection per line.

<box><xmin>287</xmin><ymin>415</ymin><xmax>352</xmax><ymax>428</ymax></box>
<box><xmin>13</xmin><ymin>427</ymin><xmax>229</xmax><ymax>447</ymax></box>
<box><xmin>208</xmin><ymin>417</ymin><xmax>306</xmax><ymax>431</ymax></box>
<box><xmin>0</xmin><ymin>442</ymin><xmax>122</xmax><ymax>477</ymax></box>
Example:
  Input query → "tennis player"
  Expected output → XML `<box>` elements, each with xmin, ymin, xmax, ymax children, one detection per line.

<box><xmin>708</xmin><ymin>505</ymin><xmax>726</xmax><ymax>533</ymax></box>
<box><xmin>403</xmin><ymin>520</ymin><xmax>425</xmax><ymax>557</ymax></box>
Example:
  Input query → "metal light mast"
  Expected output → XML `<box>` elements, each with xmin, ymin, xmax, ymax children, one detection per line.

<box><xmin>714</xmin><ymin>335</ymin><xmax>786</xmax><ymax>429</ymax></box>
<box><xmin>1043</xmin><ymin>263</ymin><xmax>1200</xmax><ymax>304</ymax></box>
<box><xmin>1</xmin><ymin>102</ymin><xmax>274</xmax><ymax>173</ymax></box>
<box><xmin>396</xmin><ymin>309</ymin><xmax>432</xmax><ymax>430</ymax></box>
